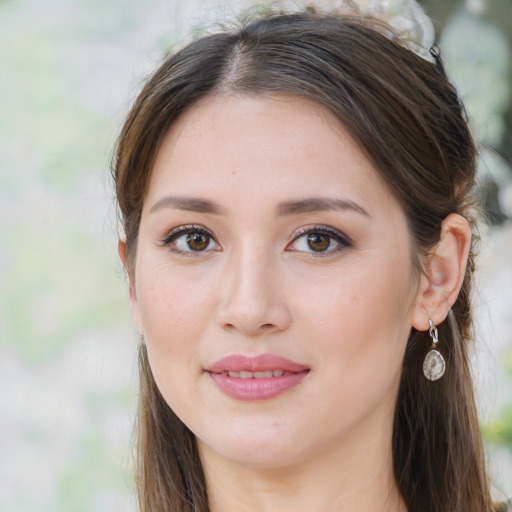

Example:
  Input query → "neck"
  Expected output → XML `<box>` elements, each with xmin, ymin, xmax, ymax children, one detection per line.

<box><xmin>199</xmin><ymin>418</ymin><xmax>407</xmax><ymax>512</ymax></box>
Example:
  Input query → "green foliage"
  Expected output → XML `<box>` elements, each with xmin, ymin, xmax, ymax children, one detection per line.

<box><xmin>58</xmin><ymin>429</ymin><xmax>133</xmax><ymax>512</ymax></box>
<box><xmin>482</xmin><ymin>407</ymin><xmax>512</xmax><ymax>446</ymax></box>
<box><xmin>483</xmin><ymin>348</ymin><xmax>512</xmax><ymax>447</ymax></box>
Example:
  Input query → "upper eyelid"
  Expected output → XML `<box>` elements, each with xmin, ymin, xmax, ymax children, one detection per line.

<box><xmin>158</xmin><ymin>225</ymin><xmax>221</xmax><ymax>254</ymax></box>
<box><xmin>285</xmin><ymin>225</ymin><xmax>353</xmax><ymax>257</ymax></box>
<box><xmin>162</xmin><ymin>224</ymin><xmax>214</xmax><ymax>241</ymax></box>
<box><xmin>291</xmin><ymin>225</ymin><xmax>351</xmax><ymax>242</ymax></box>
<box><xmin>159</xmin><ymin>225</ymin><xmax>221</xmax><ymax>257</ymax></box>
<box><xmin>158</xmin><ymin>223</ymin><xmax>350</xmax><ymax>249</ymax></box>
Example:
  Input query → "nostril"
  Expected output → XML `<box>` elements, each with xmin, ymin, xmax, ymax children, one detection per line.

<box><xmin>221</xmin><ymin>321</ymin><xmax>279</xmax><ymax>335</ymax></box>
<box><xmin>216</xmin><ymin>290</ymin><xmax>292</xmax><ymax>335</ymax></box>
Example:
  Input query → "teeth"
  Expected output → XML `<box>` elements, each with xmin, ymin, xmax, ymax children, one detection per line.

<box><xmin>254</xmin><ymin>371</ymin><xmax>273</xmax><ymax>378</ymax></box>
<box><xmin>224</xmin><ymin>370</ymin><xmax>286</xmax><ymax>378</ymax></box>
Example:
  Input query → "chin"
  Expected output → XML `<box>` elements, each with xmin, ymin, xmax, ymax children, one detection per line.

<box><xmin>196</xmin><ymin>425</ymin><xmax>303</xmax><ymax>469</ymax></box>
<box><xmin>210</xmin><ymin>444</ymin><xmax>306</xmax><ymax>470</ymax></box>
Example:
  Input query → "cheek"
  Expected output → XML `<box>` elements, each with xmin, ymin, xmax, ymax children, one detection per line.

<box><xmin>134</xmin><ymin>264</ymin><xmax>217</xmax><ymax>396</ymax></box>
<box><xmin>135</xmin><ymin>274</ymin><xmax>209</xmax><ymax>418</ymax></box>
<box><xmin>136</xmin><ymin>261</ymin><xmax>213</xmax><ymax>335</ymax></box>
<box><xmin>302</xmin><ymin>257</ymin><xmax>415</xmax><ymax>376</ymax></box>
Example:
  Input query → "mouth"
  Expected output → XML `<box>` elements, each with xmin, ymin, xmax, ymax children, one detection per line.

<box><xmin>206</xmin><ymin>354</ymin><xmax>310</xmax><ymax>401</ymax></box>
<box><xmin>207</xmin><ymin>353</ymin><xmax>309</xmax><ymax>374</ymax></box>
<box><xmin>217</xmin><ymin>369</ymin><xmax>289</xmax><ymax>378</ymax></box>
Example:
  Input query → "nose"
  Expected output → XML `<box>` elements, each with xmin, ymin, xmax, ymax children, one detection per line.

<box><xmin>215</xmin><ymin>248</ymin><xmax>292</xmax><ymax>337</ymax></box>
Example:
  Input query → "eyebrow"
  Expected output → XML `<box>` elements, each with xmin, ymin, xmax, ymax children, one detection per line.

<box><xmin>149</xmin><ymin>195</ymin><xmax>370</xmax><ymax>218</ymax></box>
<box><xmin>150</xmin><ymin>196</ymin><xmax>225</xmax><ymax>215</ymax></box>
<box><xmin>277</xmin><ymin>197</ymin><xmax>371</xmax><ymax>217</ymax></box>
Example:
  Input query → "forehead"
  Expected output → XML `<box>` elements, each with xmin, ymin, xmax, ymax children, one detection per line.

<box><xmin>146</xmin><ymin>94</ymin><xmax>393</xmax><ymax>215</ymax></box>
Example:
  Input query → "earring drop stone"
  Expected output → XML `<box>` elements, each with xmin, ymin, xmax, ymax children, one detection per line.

<box><xmin>423</xmin><ymin>349</ymin><xmax>445</xmax><ymax>381</ymax></box>
<box><xmin>423</xmin><ymin>320</ymin><xmax>445</xmax><ymax>381</ymax></box>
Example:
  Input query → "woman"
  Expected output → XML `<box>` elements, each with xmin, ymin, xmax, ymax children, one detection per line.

<box><xmin>112</xmin><ymin>5</ymin><xmax>509</xmax><ymax>512</ymax></box>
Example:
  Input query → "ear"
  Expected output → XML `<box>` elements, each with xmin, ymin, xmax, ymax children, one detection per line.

<box><xmin>118</xmin><ymin>238</ymin><xmax>144</xmax><ymax>337</ymax></box>
<box><xmin>411</xmin><ymin>214</ymin><xmax>472</xmax><ymax>331</ymax></box>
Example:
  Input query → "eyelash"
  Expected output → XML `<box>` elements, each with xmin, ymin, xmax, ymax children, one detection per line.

<box><xmin>288</xmin><ymin>225</ymin><xmax>352</xmax><ymax>256</ymax></box>
<box><xmin>159</xmin><ymin>224</ymin><xmax>352</xmax><ymax>256</ymax></box>
<box><xmin>160</xmin><ymin>225</ymin><xmax>219</xmax><ymax>256</ymax></box>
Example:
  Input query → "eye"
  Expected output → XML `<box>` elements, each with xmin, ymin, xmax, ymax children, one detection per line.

<box><xmin>288</xmin><ymin>227</ymin><xmax>351</xmax><ymax>255</ymax></box>
<box><xmin>162</xmin><ymin>225</ymin><xmax>220</xmax><ymax>254</ymax></box>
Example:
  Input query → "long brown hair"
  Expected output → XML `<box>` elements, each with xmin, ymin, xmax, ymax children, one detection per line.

<box><xmin>112</xmin><ymin>7</ymin><xmax>495</xmax><ymax>512</ymax></box>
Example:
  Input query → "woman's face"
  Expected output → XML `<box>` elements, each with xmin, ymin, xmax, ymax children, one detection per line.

<box><xmin>130</xmin><ymin>95</ymin><xmax>424</xmax><ymax>468</ymax></box>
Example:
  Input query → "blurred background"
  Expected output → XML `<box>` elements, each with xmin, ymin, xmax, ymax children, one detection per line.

<box><xmin>0</xmin><ymin>0</ymin><xmax>511</xmax><ymax>510</ymax></box>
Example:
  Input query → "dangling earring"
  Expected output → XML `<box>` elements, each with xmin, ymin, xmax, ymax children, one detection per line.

<box><xmin>422</xmin><ymin>320</ymin><xmax>445</xmax><ymax>381</ymax></box>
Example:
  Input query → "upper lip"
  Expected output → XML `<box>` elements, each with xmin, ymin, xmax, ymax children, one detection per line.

<box><xmin>207</xmin><ymin>354</ymin><xmax>309</xmax><ymax>374</ymax></box>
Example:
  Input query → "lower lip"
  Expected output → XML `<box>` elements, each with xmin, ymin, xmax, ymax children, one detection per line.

<box><xmin>209</xmin><ymin>371</ymin><xmax>309</xmax><ymax>401</ymax></box>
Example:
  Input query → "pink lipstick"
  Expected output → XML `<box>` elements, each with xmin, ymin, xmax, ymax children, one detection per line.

<box><xmin>207</xmin><ymin>354</ymin><xmax>309</xmax><ymax>401</ymax></box>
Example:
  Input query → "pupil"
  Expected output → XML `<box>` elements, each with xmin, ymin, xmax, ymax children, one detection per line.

<box><xmin>307</xmin><ymin>233</ymin><xmax>330</xmax><ymax>252</ymax></box>
<box><xmin>187</xmin><ymin>233</ymin><xmax>209</xmax><ymax>251</ymax></box>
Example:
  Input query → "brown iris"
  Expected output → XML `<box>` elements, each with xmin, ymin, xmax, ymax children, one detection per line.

<box><xmin>307</xmin><ymin>233</ymin><xmax>330</xmax><ymax>252</ymax></box>
<box><xmin>186</xmin><ymin>232</ymin><xmax>210</xmax><ymax>251</ymax></box>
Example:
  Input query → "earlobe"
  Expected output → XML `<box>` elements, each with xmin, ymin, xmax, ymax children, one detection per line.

<box><xmin>118</xmin><ymin>238</ymin><xmax>128</xmax><ymax>268</ymax></box>
<box><xmin>118</xmin><ymin>238</ymin><xmax>144</xmax><ymax>337</ymax></box>
<box><xmin>411</xmin><ymin>214</ymin><xmax>472</xmax><ymax>330</ymax></box>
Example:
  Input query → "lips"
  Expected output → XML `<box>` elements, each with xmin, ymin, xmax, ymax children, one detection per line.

<box><xmin>220</xmin><ymin>370</ymin><xmax>286</xmax><ymax>378</ymax></box>
<box><xmin>206</xmin><ymin>354</ymin><xmax>310</xmax><ymax>401</ymax></box>
<box><xmin>207</xmin><ymin>354</ymin><xmax>309</xmax><ymax>374</ymax></box>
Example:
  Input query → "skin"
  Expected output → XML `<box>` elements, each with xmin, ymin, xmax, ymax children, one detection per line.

<box><xmin>121</xmin><ymin>94</ymin><xmax>472</xmax><ymax>512</ymax></box>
